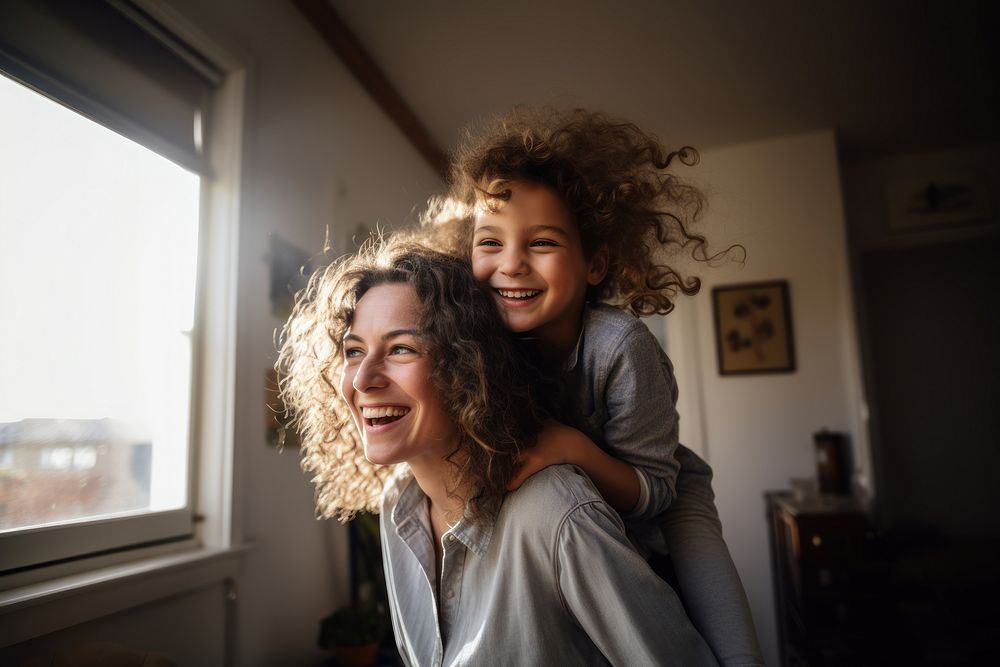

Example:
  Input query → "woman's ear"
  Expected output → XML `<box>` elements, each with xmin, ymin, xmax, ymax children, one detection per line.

<box><xmin>587</xmin><ymin>245</ymin><xmax>609</xmax><ymax>286</ymax></box>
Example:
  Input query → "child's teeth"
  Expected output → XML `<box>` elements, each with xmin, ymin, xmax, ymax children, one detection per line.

<box><xmin>499</xmin><ymin>289</ymin><xmax>540</xmax><ymax>299</ymax></box>
<box><xmin>362</xmin><ymin>406</ymin><xmax>409</xmax><ymax>418</ymax></box>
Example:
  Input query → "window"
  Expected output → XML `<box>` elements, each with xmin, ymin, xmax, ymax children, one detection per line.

<box><xmin>0</xmin><ymin>0</ymin><xmax>234</xmax><ymax>572</ymax></box>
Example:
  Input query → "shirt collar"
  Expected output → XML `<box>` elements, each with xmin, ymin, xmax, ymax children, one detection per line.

<box><xmin>450</xmin><ymin>509</ymin><xmax>494</xmax><ymax>556</ymax></box>
<box><xmin>390</xmin><ymin>474</ymin><xmax>495</xmax><ymax>556</ymax></box>
<box><xmin>389</xmin><ymin>473</ymin><xmax>426</xmax><ymax>528</ymax></box>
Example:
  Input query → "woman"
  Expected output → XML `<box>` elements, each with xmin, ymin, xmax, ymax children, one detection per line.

<box><xmin>278</xmin><ymin>238</ymin><xmax>717</xmax><ymax>666</ymax></box>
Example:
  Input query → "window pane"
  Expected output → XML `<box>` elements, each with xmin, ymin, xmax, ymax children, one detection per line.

<box><xmin>0</xmin><ymin>73</ymin><xmax>199</xmax><ymax>533</ymax></box>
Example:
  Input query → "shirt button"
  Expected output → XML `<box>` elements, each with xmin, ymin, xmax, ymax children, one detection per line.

<box><xmin>447</xmin><ymin>534</ymin><xmax>456</xmax><ymax>542</ymax></box>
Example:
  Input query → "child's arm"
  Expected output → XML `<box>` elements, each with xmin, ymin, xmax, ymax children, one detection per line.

<box><xmin>596</xmin><ymin>321</ymin><xmax>682</xmax><ymax>520</ymax></box>
<box><xmin>509</xmin><ymin>318</ymin><xmax>680</xmax><ymax>519</ymax></box>
<box><xmin>507</xmin><ymin>420</ymin><xmax>642</xmax><ymax>513</ymax></box>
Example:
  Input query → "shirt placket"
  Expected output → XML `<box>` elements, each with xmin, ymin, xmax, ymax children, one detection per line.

<box><xmin>394</xmin><ymin>508</ymin><xmax>445</xmax><ymax>667</ymax></box>
<box><xmin>436</xmin><ymin>531</ymin><xmax>467</xmax><ymax>657</ymax></box>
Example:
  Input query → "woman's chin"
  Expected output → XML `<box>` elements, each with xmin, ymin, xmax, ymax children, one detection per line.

<box><xmin>363</xmin><ymin>443</ymin><xmax>400</xmax><ymax>466</ymax></box>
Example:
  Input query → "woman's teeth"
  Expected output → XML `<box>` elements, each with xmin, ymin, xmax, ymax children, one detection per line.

<box><xmin>498</xmin><ymin>289</ymin><xmax>540</xmax><ymax>299</ymax></box>
<box><xmin>362</xmin><ymin>406</ymin><xmax>409</xmax><ymax>426</ymax></box>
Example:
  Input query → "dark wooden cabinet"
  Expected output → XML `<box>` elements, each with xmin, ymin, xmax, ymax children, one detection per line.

<box><xmin>766</xmin><ymin>492</ymin><xmax>871</xmax><ymax>666</ymax></box>
<box><xmin>767</xmin><ymin>492</ymin><xmax>1000</xmax><ymax>666</ymax></box>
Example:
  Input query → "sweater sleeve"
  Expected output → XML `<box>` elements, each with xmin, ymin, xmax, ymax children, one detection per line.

<box><xmin>602</xmin><ymin>324</ymin><xmax>681</xmax><ymax>521</ymax></box>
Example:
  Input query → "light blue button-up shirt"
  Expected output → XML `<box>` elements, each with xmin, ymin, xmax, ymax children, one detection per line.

<box><xmin>380</xmin><ymin>465</ymin><xmax>719</xmax><ymax>666</ymax></box>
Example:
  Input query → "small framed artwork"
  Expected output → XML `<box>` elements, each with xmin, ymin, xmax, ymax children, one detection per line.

<box><xmin>269</xmin><ymin>234</ymin><xmax>317</xmax><ymax>319</ymax></box>
<box><xmin>712</xmin><ymin>280</ymin><xmax>796</xmax><ymax>375</ymax></box>
<box><xmin>884</xmin><ymin>170</ymin><xmax>994</xmax><ymax>233</ymax></box>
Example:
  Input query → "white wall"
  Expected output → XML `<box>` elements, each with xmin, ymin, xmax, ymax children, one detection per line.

<box><xmin>135</xmin><ymin>1</ymin><xmax>440</xmax><ymax>664</ymax></box>
<box><xmin>667</xmin><ymin>130</ymin><xmax>867</xmax><ymax>667</ymax></box>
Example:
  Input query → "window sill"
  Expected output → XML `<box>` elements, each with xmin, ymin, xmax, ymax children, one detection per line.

<box><xmin>0</xmin><ymin>545</ymin><xmax>248</xmax><ymax>647</ymax></box>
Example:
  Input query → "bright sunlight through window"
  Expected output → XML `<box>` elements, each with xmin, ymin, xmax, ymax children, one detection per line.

<box><xmin>0</xmin><ymin>73</ymin><xmax>200</xmax><ymax>532</ymax></box>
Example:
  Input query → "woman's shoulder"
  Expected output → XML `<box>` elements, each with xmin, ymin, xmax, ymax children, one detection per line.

<box><xmin>504</xmin><ymin>465</ymin><xmax>608</xmax><ymax>525</ymax></box>
<box><xmin>496</xmin><ymin>465</ymin><xmax>629</xmax><ymax>554</ymax></box>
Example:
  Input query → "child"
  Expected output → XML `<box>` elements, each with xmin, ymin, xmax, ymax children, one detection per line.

<box><xmin>421</xmin><ymin>107</ymin><xmax>764</xmax><ymax>666</ymax></box>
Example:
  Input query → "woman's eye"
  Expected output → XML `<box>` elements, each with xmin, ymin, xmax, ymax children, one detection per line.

<box><xmin>389</xmin><ymin>345</ymin><xmax>415</xmax><ymax>356</ymax></box>
<box><xmin>344</xmin><ymin>347</ymin><xmax>364</xmax><ymax>359</ymax></box>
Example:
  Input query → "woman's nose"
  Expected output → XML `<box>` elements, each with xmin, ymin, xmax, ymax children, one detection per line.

<box><xmin>352</xmin><ymin>355</ymin><xmax>387</xmax><ymax>392</ymax></box>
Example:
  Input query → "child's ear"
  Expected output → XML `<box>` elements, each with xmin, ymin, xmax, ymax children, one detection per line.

<box><xmin>586</xmin><ymin>245</ymin><xmax>609</xmax><ymax>286</ymax></box>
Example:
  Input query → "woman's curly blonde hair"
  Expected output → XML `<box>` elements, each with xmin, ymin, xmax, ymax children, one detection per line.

<box><xmin>276</xmin><ymin>237</ymin><xmax>547</xmax><ymax>522</ymax></box>
<box><xmin>423</xmin><ymin>107</ymin><xmax>732</xmax><ymax>316</ymax></box>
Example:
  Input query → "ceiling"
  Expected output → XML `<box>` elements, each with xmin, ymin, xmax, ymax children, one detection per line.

<box><xmin>330</xmin><ymin>0</ymin><xmax>998</xmax><ymax>166</ymax></box>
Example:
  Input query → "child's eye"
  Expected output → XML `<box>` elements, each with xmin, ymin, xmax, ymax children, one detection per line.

<box><xmin>475</xmin><ymin>239</ymin><xmax>501</xmax><ymax>247</ymax></box>
<box><xmin>530</xmin><ymin>239</ymin><xmax>559</xmax><ymax>247</ymax></box>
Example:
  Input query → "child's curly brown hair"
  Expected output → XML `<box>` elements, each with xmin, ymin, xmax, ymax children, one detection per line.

<box><xmin>276</xmin><ymin>237</ymin><xmax>548</xmax><ymax>522</ymax></box>
<box><xmin>423</xmin><ymin>107</ymin><xmax>730</xmax><ymax>316</ymax></box>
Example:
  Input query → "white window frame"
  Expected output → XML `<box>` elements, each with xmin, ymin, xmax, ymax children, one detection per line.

<box><xmin>0</xmin><ymin>0</ymin><xmax>245</xmax><ymax>629</ymax></box>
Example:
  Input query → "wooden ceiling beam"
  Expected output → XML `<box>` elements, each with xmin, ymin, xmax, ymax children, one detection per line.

<box><xmin>295</xmin><ymin>0</ymin><xmax>449</xmax><ymax>181</ymax></box>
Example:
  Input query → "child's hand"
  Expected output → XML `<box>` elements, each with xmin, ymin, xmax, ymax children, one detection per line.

<box><xmin>507</xmin><ymin>421</ymin><xmax>586</xmax><ymax>491</ymax></box>
<box><xmin>508</xmin><ymin>420</ymin><xmax>642</xmax><ymax>512</ymax></box>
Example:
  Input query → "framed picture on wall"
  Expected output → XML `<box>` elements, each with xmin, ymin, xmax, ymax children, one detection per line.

<box><xmin>712</xmin><ymin>280</ymin><xmax>796</xmax><ymax>375</ymax></box>
<box><xmin>268</xmin><ymin>234</ymin><xmax>312</xmax><ymax>319</ymax></box>
<box><xmin>884</xmin><ymin>170</ymin><xmax>994</xmax><ymax>232</ymax></box>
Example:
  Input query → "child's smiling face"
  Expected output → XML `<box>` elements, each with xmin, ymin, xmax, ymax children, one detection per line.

<box><xmin>471</xmin><ymin>181</ymin><xmax>607</xmax><ymax>355</ymax></box>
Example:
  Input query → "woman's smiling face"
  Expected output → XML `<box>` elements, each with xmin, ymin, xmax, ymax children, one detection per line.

<box><xmin>339</xmin><ymin>283</ymin><xmax>458</xmax><ymax>467</ymax></box>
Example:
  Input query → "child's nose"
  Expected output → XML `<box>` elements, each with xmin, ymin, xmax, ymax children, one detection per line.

<box><xmin>499</xmin><ymin>248</ymin><xmax>529</xmax><ymax>277</ymax></box>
